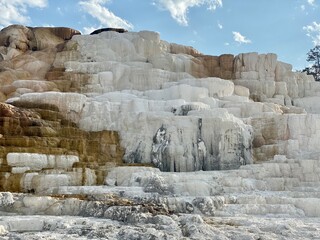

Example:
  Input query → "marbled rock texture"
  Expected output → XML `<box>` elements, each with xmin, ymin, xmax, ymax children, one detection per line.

<box><xmin>1</xmin><ymin>24</ymin><xmax>320</xmax><ymax>239</ymax></box>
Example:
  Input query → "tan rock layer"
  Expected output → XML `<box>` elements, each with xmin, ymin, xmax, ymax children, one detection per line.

<box><xmin>0</xmin><ymin>25</ymin><xmax>81</xmax><ymax>101</ymax></box>
<box><xmin>0</xmin><ymin>102</ymin><xmax>124</xmax><ymax>192</ymax></box>
<box><xmin>195</xmin><ymin>54</ymin><xmax>235</xmax><ymax>79</ymax></box>
<box><xmin>0</xmin><ymin>25</ymin><xmax>80</xmax><ymax>52</ymax></box>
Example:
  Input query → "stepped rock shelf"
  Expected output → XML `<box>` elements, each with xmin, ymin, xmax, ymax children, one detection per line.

<box><xmin>0</xmin><ymin>24</ymin><xmax>320</xmax><ymax>239</ymax></box>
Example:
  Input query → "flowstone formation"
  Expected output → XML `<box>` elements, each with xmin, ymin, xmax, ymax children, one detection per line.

<box><xmin>0</xmin><ymin>24</ymin><xmax>320</xmax><ymax>239</ymax></box>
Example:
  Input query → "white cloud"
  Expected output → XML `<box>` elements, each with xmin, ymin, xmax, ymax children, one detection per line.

<box><xmin>79</xmin><ymin>0</ymin><xmax>133</xmax><ymax>30</ymax></box>
<box><xmin>303</xmin><ymin>22</ymin><xmax>320</xmax><ymax>45</ymax></box>
<box><xmin>217</xmin><ymin>21</ymin><xmax>223</xmax><ymax>29</ymax></box>
<box><xmin>232</xmin><ymin>31</ymin><xmax>251</xmax><ymax>44</ymax></box>
<box><xmin>57</xmin><ymin>7</ymin><xmax>63</xmax><ymax>15</ymax></box>
<box><xmin>307</xmin><ymin>0</ymin><xmax>315</xmax><ymax>6</ymax></box>
<box><xmin>0</xmin><ymin>0</ymin><xmax>47</xmax><ymax>26</ymax></box>
<box><xmin>154</xmin><ymin>0</ymin><xmax>223</xmax><ymax>26</ymax></box>
<box><xmin>301</xmin><ymin>4</ymin><xmax>306</xmax><ymax>11</ymax></box>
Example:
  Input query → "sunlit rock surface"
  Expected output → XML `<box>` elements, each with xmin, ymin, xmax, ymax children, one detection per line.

<box><xmin>0</xmin><ymin>24</ymin><xmax>320</xmax><ymax>239</ymax></box>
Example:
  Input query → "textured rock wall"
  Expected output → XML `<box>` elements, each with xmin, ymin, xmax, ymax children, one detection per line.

<box><xmin>233</xmin><ymin>52</ymin><xmax>316</xmax><ymax>105</ymax></box>
<box><xmin>193</xmin><ymin>54</ymin><xmax>234</xmax><ymax>79</ymax></box>
<box><xmin>0</xmin><ymin>102</ymin><xmax>123</xmax><ymax>192</ymax></box>
<box><xmin>0</xmin><ymin>29</ymin><xmax>253</xmax><ymax>172</ymax></box>
<box><xmin>1</xmin><ymin>25</ymin><xmax>320</xmax><ymax>239</ymax></box>
<box><xmin>0</xmin><ymin>25</ymin><xmax>81</xmax><ymax>102</ymax></box>
<box><xmin>1</xmin><ymin>24</ymin><xmax>320</xmax><ymax>176</ymax></box>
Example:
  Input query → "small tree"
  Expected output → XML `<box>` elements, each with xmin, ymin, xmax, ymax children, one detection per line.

<box><xmin>303</xmin><ymin>45</ymin><xmax>320</xmax><ymax>81</ymax></box>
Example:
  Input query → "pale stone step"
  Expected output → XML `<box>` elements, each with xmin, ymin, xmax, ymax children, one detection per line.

<box><xmin>0</xmin><ymin>217</ymin><xmax>45</xmax><ymax>232</ymax></box>
<box><xmin>299</xmin><ymin>181</ymin><xmax>320</xmax><ymax>187</ymax></box>
<box><xmin>227</xmin><ymin>193</ymin><xmax>320</xmax><ymax>206</ymax></box>
<box><xmin>220</xmin><ymin>191</ymin><xmax>320</xmax><ymax>217</ymax></box>
<box><xmin>302</xmin><ymin>173</ymin><xmax>320</xmax><ymax>182</ymax></box>
<box><xmin>287</xmin><ymin>191</ymin><xmax>320</xmax><ymax>198</ymax></box>
<box><xmin>221</xmin><ymin>177</ymin><xmax>301</xmax><ymax>192</ymax></box>
<box><xmin>288</xmin><ymin>186</ymin><xmax>320</xmax><ymax>192</ymax></box>
<box><xmin>268</xmin><ymin>158</ymin><xmax>299</xmax><ymax>164</ymax></box>
<box><xmin>265</xmin><ymin>177</ymin><xmax>303</xmax><ymax>189</ymax></box>
<box><xmin>228</xmin><ymin>190</ymin><xmax>320</xmax><ymax>200</ymax></box>
<box><xmin>43</xmin><ymin>185</ymin><xmax>147</xmax><ymax>197</ymax></box>
<box><xmin>216</xmin><ymin>203</ymin><xmax>305</xmax><ymax>217</ymax></box>
<box><xmin>259</xmin><ymin>162</ymin><xmax>301</xmax><ymax>178</ymax></box>
<box><xmin>22</xmin><ymin>173</ymin><xmax>87</xmax><ymax>194</ymax></box>
<box><xmin>220</xmin><ymin>169</ymin><xmax>254</xmax><ymax>178</ymax></box>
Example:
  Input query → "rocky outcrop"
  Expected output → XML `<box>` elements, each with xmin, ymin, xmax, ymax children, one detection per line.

<box><xmin>1</xmin><ymin>154</ymin><xmax>320</xmax><ymax>239</ymax></box>
<box><xmin>0</xmin><ymin>25</ymin><xmax>81</xmax><ymax>101</ymax></box>
<box><xmin>0</xmin><ymin>24</ymin><xmax>320</xmax><ymax>239</ymax></box>
<box><xmin>205</xmin><ymin>54</ymin><xmax>234</xmax><ymax>79</ymax></box>
<box><xmin>11</xmin><ymin>83</ymin><xmax>253</xmax><ymax>172</ymax></box>
<box><xmin>0</xmin><ymin>25</ymin><xmax>80</xmax><ymax>54</ymax></box>
<box><xmin>0</xmin><ymin>102</ymin><xmax>123</xmax><ymax>192</ymax></box>
<box><xmin>1</xmin><ymin>25</ymin><xmax>318</xmax><ymax>170</ymax></box>
<box><xmin>105</xmin><ymin>155</ymin><xmax>320</xmax><ymax>217</ymax></box>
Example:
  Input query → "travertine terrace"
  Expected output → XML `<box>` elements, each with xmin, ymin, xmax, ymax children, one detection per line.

<box><xmin>0</xmin><ymin>25</ymin><xmax>320</xmax><ymax>239</ymax></box>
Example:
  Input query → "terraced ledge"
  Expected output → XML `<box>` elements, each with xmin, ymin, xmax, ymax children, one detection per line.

<box><xmin>0</xmin><ymin>102</ymin><xmax>124</xmax><ymax>192</ymax></box>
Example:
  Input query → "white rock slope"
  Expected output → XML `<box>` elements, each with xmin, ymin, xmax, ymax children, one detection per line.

<box><xmin>1</xmin><ymin>27</ymin><xmax>320</xmax><ymax>239</ymax></box>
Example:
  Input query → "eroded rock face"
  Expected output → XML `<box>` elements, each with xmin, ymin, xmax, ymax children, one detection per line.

<box><xmin>0</xmin><ymin>25</ymin><xmax>32</xmax><ymax>53</ymax></box>
<box><xmin>12</xmin><ymin>85</ymin><xmax>252</xmax><ymax>172</ymax></box>
<box><xmin>233</xmin><ymin>52</ymin><xmax>316</xmax><ymax>104</ymax></box>
<box><xmin>0</xmin><ymin>24</ymin><xmax>319</xmax><ymax>175</ymax></box>
<box><xmin>0</xmin><ymin>25</ymin><xmax>81</xmax><ymax>101</ymax></box>
<box><xmin>0</xmin><ymin>25</ymin><xmax>80</xmax><ymax>54</ymax></box>
<box><xmin>30</xmin><ymin>27</ymin><xmax>81</xmax><ymax>51</ymax></box>
<box><xmin>2</xmin><ymin>25</ymin><xmax>319</xmax><ymax>171</ymax></box>
<box><xmin>0</xmin><ymin>102</ymin><xmax>123</xmax><ymax>192</ymax></box>
<box><xmin>0</xmin><ymin>24</ymin><xmax>320</xmax><ymax>239</ymax></box>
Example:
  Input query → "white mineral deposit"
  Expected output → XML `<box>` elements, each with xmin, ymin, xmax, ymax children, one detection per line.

<box><xmin>0</xmin><ymin>24</ymin><xmax>320</xmax><ymax>239</ymax></box>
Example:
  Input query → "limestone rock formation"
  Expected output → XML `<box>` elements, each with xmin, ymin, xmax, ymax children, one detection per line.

<box><xmin>0</xmin><ymin>24</ymin><xmax>320</xmax><ymax>238</ymax></box>
<box><xmin>0</xmin><ymin>25</ymin><xmax>80</xmax><ymax>53</ymax></box>
<box><xmin>1</xmin><ymin>24</ymin><xmax>319</xmax><ymax>172</ymax></box>
<box><xmin>0</xmin><ymin>25</ymin><xmax>81</xmax><ymax>104</ymax></box>
<box><xmin>0</xmin><ymin>102</ymin><xmax>123</xmax><ymax>192</ymax></box>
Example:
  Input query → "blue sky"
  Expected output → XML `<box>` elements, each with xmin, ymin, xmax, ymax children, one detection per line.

<box><xmin>0</xmin><ymin>0</ymin><xmax>319</xmax><ymax>70</ymax></box>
